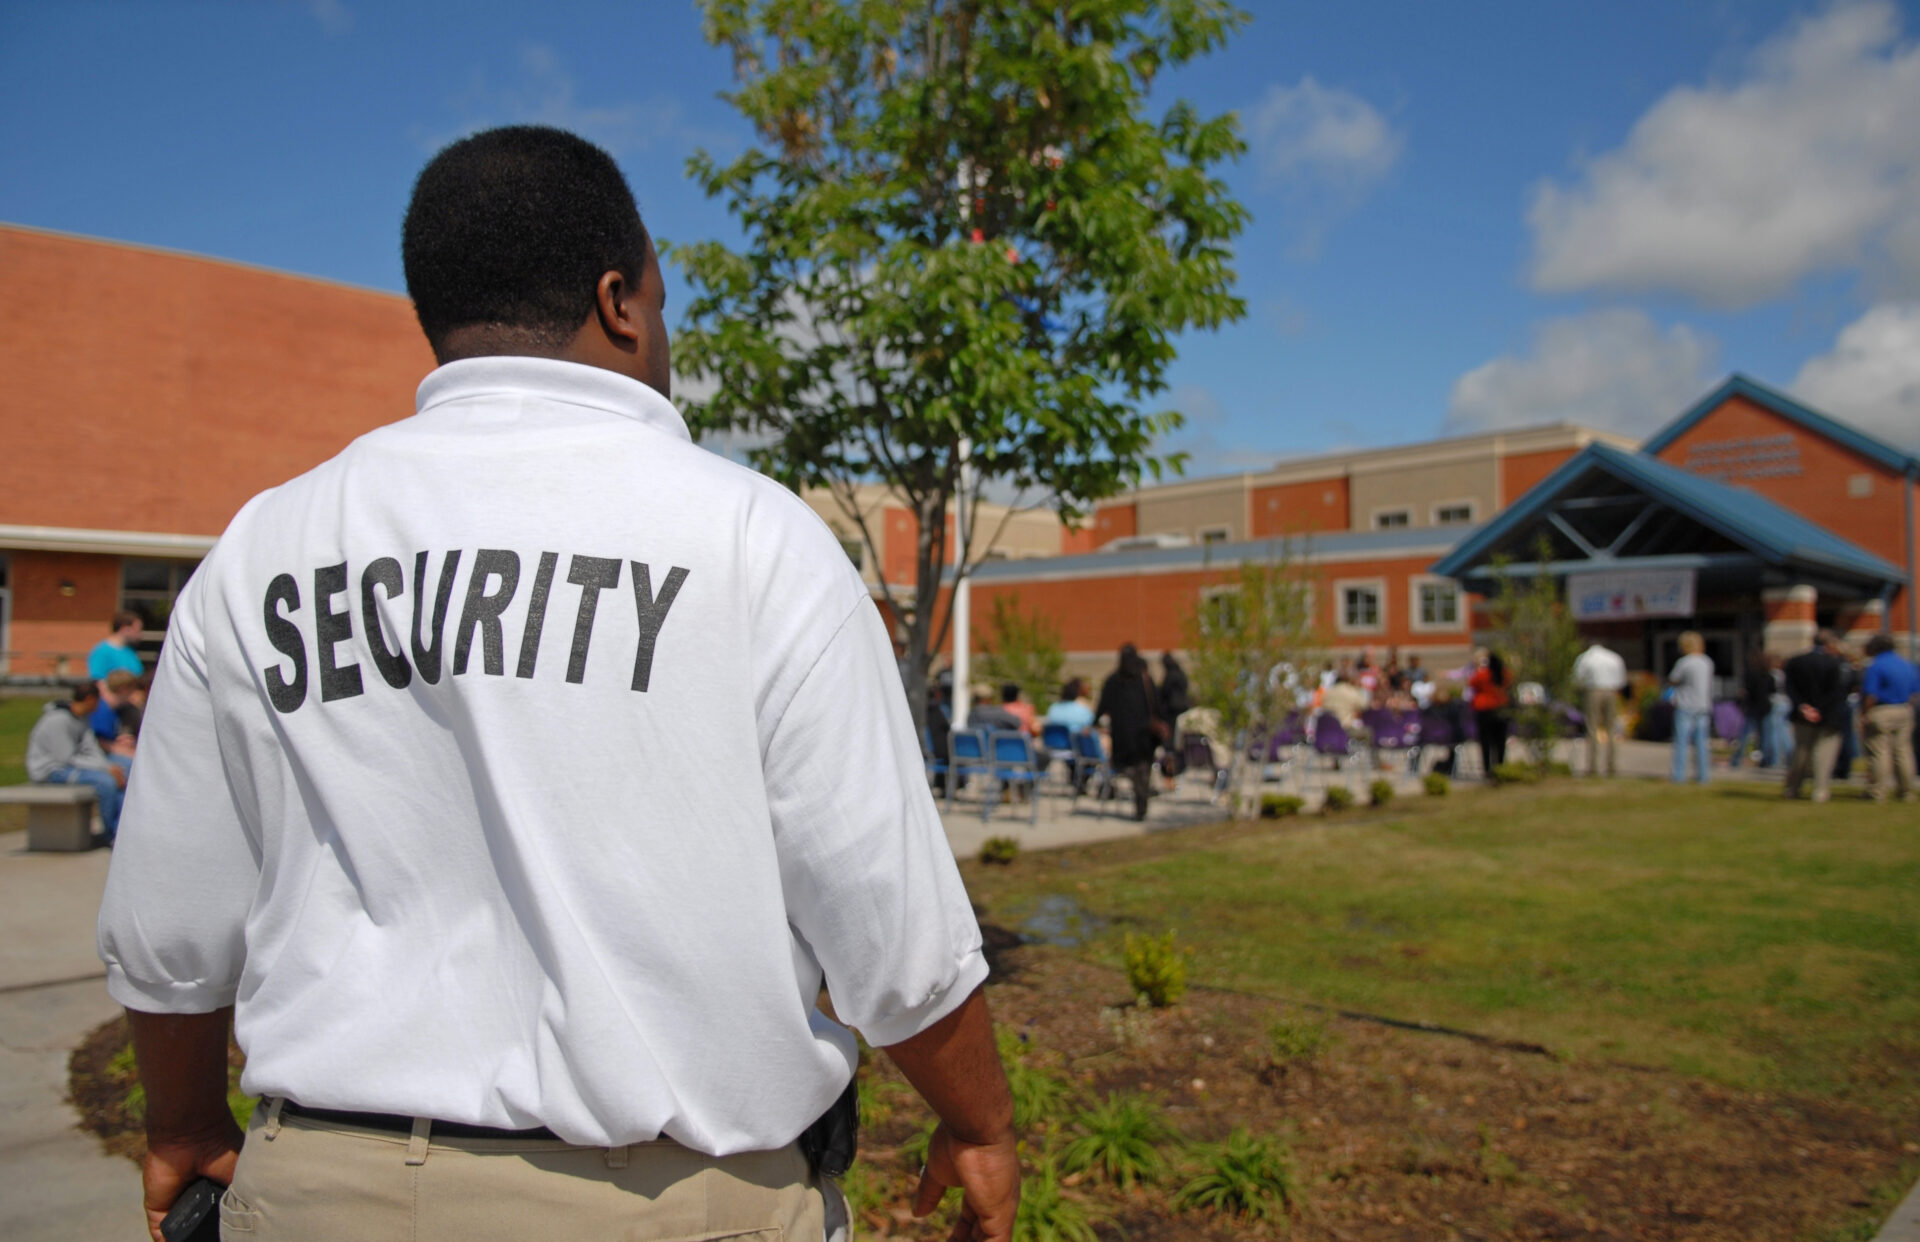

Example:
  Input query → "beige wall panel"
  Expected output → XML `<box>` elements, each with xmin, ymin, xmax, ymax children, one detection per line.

<box><xmin>1136</xmin><ymin>487</ymin><xmax>1247</xmax><ymax>541</ymax></box>
<box><xmin>1349</xmin><ymin>458</ymin><xmax>1497</xmax><ymax>529</ymax></box>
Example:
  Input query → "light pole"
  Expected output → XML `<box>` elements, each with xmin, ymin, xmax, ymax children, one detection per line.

<box><xmin>951</xmin><ymin>437</ymin><xmax>973</xmax><ymax>728</ymax></box>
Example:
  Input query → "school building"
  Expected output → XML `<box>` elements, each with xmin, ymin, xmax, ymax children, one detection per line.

<box><xmin>4</xmin><ymin>223</ymin><xmax>1913</xmax><ymax>693</ymax></box>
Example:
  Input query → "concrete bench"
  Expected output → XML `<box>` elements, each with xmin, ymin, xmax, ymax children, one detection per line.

<box><xmin>0</xmin><ymin>784</ymin><xmax>99</xmax><ymax>852</ymax></box>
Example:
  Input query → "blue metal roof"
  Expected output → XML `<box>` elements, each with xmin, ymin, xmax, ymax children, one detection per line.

<box><xmin>1431</xmin><ymin>441</ymin><xmax>1906</xmax><ymax>586</ymax></box>
<box><xmin>1643</xmin><ymin>373</ymin><xmax>1920</xmax><ymax>475</ymax></box>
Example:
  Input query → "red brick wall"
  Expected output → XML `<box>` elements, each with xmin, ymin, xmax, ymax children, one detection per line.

<box><xmin>1091</xmin><ymin>503</ymin><xmax>1137</xmax><ymax>545</ymax></box>
<box><xmin>881</xmin><ymin>506</ymin><xmax>919</xmax><ymax>586</ymax></box>
<box><xmin>1251</xmin><ymin>477</ymin><xmax>1350</xmax><ymax>536</ymax></box>
<box><xmin>0</xmin><ymin>226</ymin><xmax>435</xmax><ymax>538</ymax></box>
<box><xmin>6</xmin><ymin>551</ymin><xmax>122</xmax><ymax>676</ymax></box>
<box><xmin>1498</xmin><ymin>448</ymin><xmax>1578</xmax><ymax>508</ymax></box>
<box><xmin>945</xmin><ymin>553</ymin><xmax>1470</xmax><ymax>660</ymax></box>
<box><xmin>1652</xmin><ymin>394</ymin><xmax>1915</xmax><ymax>627</ymax></box>
<box><xmin>1059</xmin><ymin>524</ymin><xmax>1100</xmax><ymax>555</ymax></box>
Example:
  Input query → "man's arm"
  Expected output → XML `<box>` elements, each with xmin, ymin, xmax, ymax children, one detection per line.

<box><xmin>883</xmin><ymin>986</ymin><xmax>1019</xmax><ymax>1242</ymax></box>
<box><xmin>128</xmin><ymin>1008</ymin><xmax>244</xmax><ymax>1242</ymax></box>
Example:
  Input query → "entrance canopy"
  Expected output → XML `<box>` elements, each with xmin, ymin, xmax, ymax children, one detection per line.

<box><xmin>1431</xmin><ymin>442</ymin><xmax>1906</xmax><ymax>601</ymax></box>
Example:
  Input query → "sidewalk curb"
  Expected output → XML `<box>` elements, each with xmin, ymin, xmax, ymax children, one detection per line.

<box><xmin>1875</xmin><ymin>1176</ymin><xmax>1920</xmax><ymax>1242</ymax></box>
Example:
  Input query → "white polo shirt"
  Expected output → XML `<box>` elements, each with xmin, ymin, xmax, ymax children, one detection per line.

<box><xmin>97</xmin><ymin>357</ymin><xmax>987</xmax><ymax>1153</ymax></box>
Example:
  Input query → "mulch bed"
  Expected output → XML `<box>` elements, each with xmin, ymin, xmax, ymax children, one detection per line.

<box><xmin>69</xmin><ymin>932</ymin><xmax>1918</xmax><ymax>1240</ymax></box>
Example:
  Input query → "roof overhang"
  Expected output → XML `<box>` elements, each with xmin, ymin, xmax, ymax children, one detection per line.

<box><xmin>0</xmin><ymin>524</ymin><xmax>217</xmax><ymax>558</ymax></box>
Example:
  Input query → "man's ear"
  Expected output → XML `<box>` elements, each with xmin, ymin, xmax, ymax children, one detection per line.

<box><xmin>594</xmin><ymin>269</ymin><xmax>642</xmax><ymax>352</ymax></box>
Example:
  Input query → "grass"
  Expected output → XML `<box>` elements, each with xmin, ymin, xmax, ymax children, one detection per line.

<box><xmin>965</xmin><ymin>780</ymin><xmax>1920</xmax><ymax>1108</ymax></box>
<box><xmin>0</xmin><ymin>695</ymin><xmax>50</xmax><ymax>786</ymax></box>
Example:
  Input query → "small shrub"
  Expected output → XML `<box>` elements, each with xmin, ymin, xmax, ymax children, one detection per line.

<box><xmin>1015</xmin><ymin>1154</ymin><xmax>1102</xmax><ymax>1242</ymax></box>
<box><xmin>1172</xmin><ymin>1128</ymin><xmax>1295</xmax><ymax>1221</ymax></box>
<box><xmin>1367</xmin><ymin>778</ymin><xmax>1394</xmax><ymax>806</ymax></box>
<box><xmin>1124</xmin><ymin>931</ymin><xmax>1188</xmax><ymax>1008</ymax></box>
<box><xmin>980</xmin><ymin>835</ymin><xmax>1021</xmax><ymax>865</ymax></box>
<box><xmin>1321</xmin><ymin>785</ymin><xmax>1355</xmax><ymax>812</ymax></box>
<box><xmin>1545</xmin><ymin>760</ymin><xmax>1573</xmax><ymax>778</ymax></box>
<box><xmin>1258</xmin><ymin>793</ymin><xmax>1304</xmax><ymax>819</ymax></box>
<box><xmin>839</xmin><ymin>1159</ymin><xmax>889</xmax><ymax>1221</ymax></box>
<box><xmin>900</xmin><ymin>1119</ymin><xmax>937</xmax><ymax>1168</ymax></box>
<box><xmin>1266</xmin><ymin>1017</ymin><xmax>1329</xmax><ymax>1066</ymax></box>
<box><xmin>1060</xmin><ymin>1093</ymin><xmax>1174</xmax><ymax>1188</ymax></box>
<box><xmin>1098</xmin><ymin>997</ymin><xmax>1159</xmax><ymax>1051</ymax></box>
<box><xmin>1423</xmin><ymin>772</ymin><xmax>1450</xmax><ymax>796</ymax></box>
<box><xmin>1490</xmin><ymin>761</ymin><xmax>1541</xmax><ymax>785</ymax></box>
<box><xmin>997</xmin><ymin>1026</ymin><xmax>1075</xmax><ymax>1131</ymax></box>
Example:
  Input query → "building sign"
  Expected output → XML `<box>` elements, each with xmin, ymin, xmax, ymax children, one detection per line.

<box><xmin>1681</xmin><ymin>434</ymin><xmax>1802</xmax><ymax>481</ymax></box>
<box><xmin>1567</xmin><ymin>569</ymin><xmax>1697</xmax><ymax>621</ymax></box>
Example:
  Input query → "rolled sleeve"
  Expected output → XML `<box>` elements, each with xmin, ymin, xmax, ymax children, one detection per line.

<box><xmin>762</xmin><ymin>600</ymin><xmax>986</xmax><ymax>1048</ymax></box>
<box><xmin>97</xmin><ymin>581</ymin><xmax>262</xmax><ymax>1014</ymax></box>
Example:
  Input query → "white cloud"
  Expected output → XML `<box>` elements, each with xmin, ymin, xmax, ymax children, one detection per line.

<box><xmin>1156</xmin><ymin>384</ymin><xmax>1284</xmax><ymax>478</ymax></box>
<box><xmin>1247</xmin><ymin>78</ymin><xmax>1402</xmax><ymax>256</ymax></box>
<box><xmin>1446</xmin><ymin>310</ymin><xmax>1717</xmax><ymax>436</ymax></box>
<box><xmin>1528</xmin><ymin>1</ymin><xmax>1920</xmax><ymax>308</ymax></box>
<box><xmin>1790</xmin><ymin>302</ymin><xmax>1920</xmax><ymax>452</ymax></box>
<box><xmin>300</xmin><ymin>0</ymin><xmax>351</xmax><ymax>35</ymax></box>
<box><xmin>416</xmin><ymin>45</ymin><xmax>726</xmax><ymax>158</ymax></box>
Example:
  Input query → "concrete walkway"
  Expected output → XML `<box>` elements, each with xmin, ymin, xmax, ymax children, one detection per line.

<box><xmin>0</xmin><ymin>831</ymin><xmax>144</xmax><ymax>1241</ymax></box>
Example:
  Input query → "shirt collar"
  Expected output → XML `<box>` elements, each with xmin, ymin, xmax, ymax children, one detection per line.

<box><xmin>415</xmin><ymin>356</ymin><xmax>693</xmax><ymax>444</ymax></box>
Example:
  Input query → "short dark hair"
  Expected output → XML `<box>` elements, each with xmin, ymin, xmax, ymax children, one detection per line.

<box><xmin>402</xmin><ymin>126</ymin><xmax>648</xmax><ymax>358</ymax></box>
<box><xmin>109</xmin><ymin>610</ymin><xmax>140</xmax><ymax>632</ymax></box>
<box><xmin>1865</xmin><ymin>633</ymin><xmax>1894</xmax><ymax>657</ymax></box>
<box><xmin>1000</xmin><ymin>683</ymin><xmax>1020</xmax><ymax>703</ymax></box>
<box><xmin>70</xmin><ymin>682</ymin><xmax>99</xmax><ymax>705</ymax></box>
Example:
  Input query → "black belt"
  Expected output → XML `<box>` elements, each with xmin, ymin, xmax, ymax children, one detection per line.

<box><xmin>278</xmin><ymin>1099</ymin><xmax>562</xmax><ymax>1142</ymax></box>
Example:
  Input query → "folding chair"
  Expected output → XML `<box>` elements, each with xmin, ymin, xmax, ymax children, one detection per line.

<box><xmin>1180</xmin><ymin>732</ymin><xmax>1229</xmax><ymax>801</ymax></box>
<box><xmin>1070</xmin><ymin>728</ymin><xmax>1115</xmax><ymax>813</ymax></box>
<box><xmin>1039</xmin><ymin>721</ymin><xmax>1075</xmax><ymax>793</ymax></box>
<box><xmin>945</xmin><ymin>728</ymin><xmax>994</xmax><ymax>813</ymax></box>
<box><xmin>987</xmin><ymin>730</ymin><xmax>1041</xmax><ymax>825</ymax></box>
<box><xmin>1309</xmin><ymin>713</ymin><xmax>1354</xmax><ymax>791</ymax></box>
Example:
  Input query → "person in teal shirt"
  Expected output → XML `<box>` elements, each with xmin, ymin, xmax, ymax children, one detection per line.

<box><xmin>87</xmin><ymin>611</ymin><xmax>146</xmax><ymax>688</ymax></box>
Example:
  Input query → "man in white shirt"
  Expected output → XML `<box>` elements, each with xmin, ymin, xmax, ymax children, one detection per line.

<box><xmin>99</xmin><ymin>126</ymin><xmax>1016</xmax><ymax>1242</ymax></box>
<box><xmin>1572</xmin><ymin>640</ymin><xmax>1628</xmax><ymax>777</ymax></box>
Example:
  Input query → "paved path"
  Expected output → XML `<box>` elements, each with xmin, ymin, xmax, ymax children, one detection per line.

<box><xmin>0</xmin><ymin>831</ymin><xmax>144</xmax><ymax>1241</ymax></box>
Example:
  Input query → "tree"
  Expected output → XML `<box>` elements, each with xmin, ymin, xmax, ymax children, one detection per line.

<box><xmin>1180</xmin><ymin>546</ymin><xmax>1321</xmax><ymax>815</ymax></box>
<box><xmin>671</xmin><ymin>0</ymin><xmax>1250</xmax><ymax>726</ymax></box>
<box><xmin>976</xmin><ymin>592</ymin><xmax>1065</xmax><ymax>712</ymax></box>
<box><xmin>1485</xmin><ymin>540</ymin><xmax>1582</xmax><ymax>766</ymax></box>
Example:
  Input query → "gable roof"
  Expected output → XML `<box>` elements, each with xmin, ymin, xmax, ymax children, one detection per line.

<box><xmin>1431</xmin><ymin>441</ymin><xmax>1905</xmax><ymax>587</ymax></box>
<box><xmin>1643</xmin><ymin>373</ymin><xmax>1920</xmax><ymax>475</ymax></box>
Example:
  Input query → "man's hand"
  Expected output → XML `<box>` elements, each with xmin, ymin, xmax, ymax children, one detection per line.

<box><xmin>112</xmin><ymin>764</ymin><xmax>129</xmax><ymax>788</ymax></box>
<box><xmin>913</xmin><ymin>1123</ymin><xmax>1019</xmax><ymax>1242</ymax></box>
<box><xmin>1799</xmin><ymin>705</ymin><xmax>1821</xmax><ymax>723</ymax></box>
<box><xmin>882</xmin><ymin>986</ymin><xmax>1020</xmax><ymax>1242</ymax></box>
<box><xmin>142</xmin><ymin>1127</ymin><xmax>241</xmax><ymax>1242</ymax></box>
<box><xmin>128</xmin><ymin>1008</ymin><xmax>242</xmax><ymax>1242</ymax></box>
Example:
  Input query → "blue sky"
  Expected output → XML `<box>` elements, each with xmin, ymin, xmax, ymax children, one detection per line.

<box><xmin>5</xmin><ymin>0</ymin><xmax>1918</xmax><ymax>475</ymax></box>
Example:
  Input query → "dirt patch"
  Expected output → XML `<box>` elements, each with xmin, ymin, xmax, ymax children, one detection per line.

<box><xmin>69</xmin><ymin>944</ymin><xmax>1918</xmax><ymax>1240</ymax></box>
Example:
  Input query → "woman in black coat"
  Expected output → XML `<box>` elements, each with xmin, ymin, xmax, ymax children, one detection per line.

<box><xmin>1097</xmin><ymin>643</ymin><xmax>1164</xmax><ymax>821</ymax></box>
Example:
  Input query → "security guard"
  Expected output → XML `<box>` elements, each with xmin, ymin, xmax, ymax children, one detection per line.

<box><xmin>99</xmin><ymin>126</ymin><xmax>1018</xmax><ymax>1242</ymax></box>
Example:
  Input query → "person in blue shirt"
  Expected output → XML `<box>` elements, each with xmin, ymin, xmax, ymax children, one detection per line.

<box><xmin>86</xmin><ymin>610</ymin><xmax>146</xmax><ymax>695</ymax></box>
<box><xmin>1860</xmin><ymin>633</ymin><xmax>1917</xmax><ymax>802</ymax></box>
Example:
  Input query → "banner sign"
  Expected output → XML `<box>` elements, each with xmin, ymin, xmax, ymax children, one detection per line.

<box><xmin>1566</xmin><ymin>569</ymin><xmax>1697</xmax><ymax>621</ymax></box>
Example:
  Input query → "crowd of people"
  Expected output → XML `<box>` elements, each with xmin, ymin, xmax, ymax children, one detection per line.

<box><xmin>23</xmin><ymin>610</ymin><xmax>150</xmax><ymax>844</ymax></box>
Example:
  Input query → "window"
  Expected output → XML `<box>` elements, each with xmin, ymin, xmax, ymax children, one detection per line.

<box><xmin>120</xmin><ymin>558</ymin><xmax>200</xmax><ymax>634</ymax></box>
<box><xmin>1198</xmin><ymin>526</ymin><xmax>1232</xmax><ymax>545</ymax></box>
<box><xmin>834</xmin><ymin>534</ymin><xmax>865</xmax><ymax>571</ymax></box>
<box><xmin>1372</xmin><ymin>509</ymin><xmax>1410</xmax><ymax>530</ymax></box>
<box><xmin>1335</xmin><ymin>580</ymin><xmax>1384</xmax><ymax>633</ymax></box>
<box><xmin>1414</xmin><ymin>579</ymin><xmax>1461</xmax><ymax>630</ymax></box>
<box><xmin>1197</xmin><ymin>584</ymin><xmax>1243</xmax><ymax>633</ymax></box>
<box><xmin>1433</xmin><ymin>502</ymin><xmax>1475</xmax><ymax>525</ymax></box>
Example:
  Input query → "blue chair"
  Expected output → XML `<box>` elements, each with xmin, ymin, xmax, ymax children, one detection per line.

<box><xmin>945</xmin><ymin>729</ymin><xmax>993</xmax><ymax>813</ymax></box>
<box><xmin>987</xmin><ymin>730</ymin><xmax>1040</xmax><ymax>825</ymax></box>
<box><xmin>1039</xmin><ymin>721</ymin><xmax>1075</xmax><ymax>790</ymax></box>
<box><xmin>922</xmin><ymin>725</ymin><xmax>949</xmax><ymax>794</ymax></box>
<box><xmin>1070</xmin><ymin>728</ymin><xmax>1114</xmax><ymax>812</ymax></box>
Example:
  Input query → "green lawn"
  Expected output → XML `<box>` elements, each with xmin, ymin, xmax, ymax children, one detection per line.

<box><xmin>0</xmin><ymin>695</ymin><xmax>57</xmax><ymax>830</ymax></box>
<box><xmin>964</xmin><ymin>780</ymin><xmax>1920</xmax><ymax>1111</ymax></box>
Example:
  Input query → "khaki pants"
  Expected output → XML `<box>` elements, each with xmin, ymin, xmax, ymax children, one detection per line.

<box><xmin>221</xmin><ymin>1100</ymin><xmax>834</xmax><ymax>1241</ymax></box>
<box><xmin>1862</xmin><ymin>703</ymin><xmax>1917</xmax><ymax>801</ymax></box>
<box><xmin>1583</xmin><ymin>689</ymin><xmax>1620</xmax><ymax>776</ymax></box>
<box><xmin>1785</xmin><ymin>723</ymin><xmax>1842</xmax><ymax>802</ymax></box>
